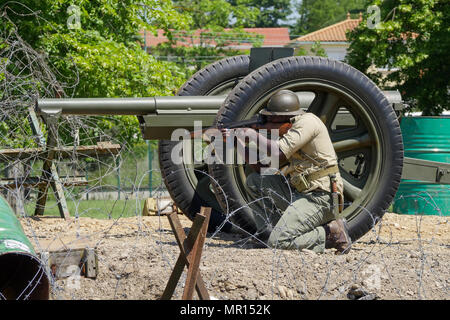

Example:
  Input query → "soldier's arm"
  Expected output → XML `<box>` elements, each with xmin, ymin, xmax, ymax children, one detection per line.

<box><xmin>278</xmin><ymin>115</ymin><xmax>317</xmax><ymax>159</ymax></box>
<box><xmin>234</xmin><ymin>128</ymin><xmax>288</xmax><ymax>171</ymax></box>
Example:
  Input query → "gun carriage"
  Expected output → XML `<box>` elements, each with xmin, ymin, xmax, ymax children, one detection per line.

<box><xmin>36</xmin><ymin>48</ymin><xmax>450</xmax><ymax>242</ymax></box>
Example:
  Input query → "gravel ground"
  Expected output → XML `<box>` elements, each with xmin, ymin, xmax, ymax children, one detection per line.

<box><xmin>21</xmin><ymin>212</ymin><xmax>449</xmax><ymax>300</ymax></box>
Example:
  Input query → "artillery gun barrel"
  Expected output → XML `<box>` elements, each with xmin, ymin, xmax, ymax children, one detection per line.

<box><xmin>36</xmin><ymin>90</ymin><xmax>403</xmax><ymax>117</ymax></box>
<box><xmin>35</xmin><ymin>91</ymin><xmax>402</xmax><ymax>140</ymax></box>
<box><xmin>36</xmin><ymin>96</ymin><xmax>227</xmax><ymax>116</ymax></box>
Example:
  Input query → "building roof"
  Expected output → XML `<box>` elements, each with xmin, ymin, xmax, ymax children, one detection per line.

<box><xmin>293</xmin><ymin>13</ymin><xmax>362</xmax><ymax>43</ymax></box>
<box><xmin>242</xmin><ymin>28</ymin><xmax>291</xmax><ymax>47</ymax></box>
<box><xmin>140</xmin><ymin>27</ymin><xmax>291</xmax><ymax>48</ymax></box>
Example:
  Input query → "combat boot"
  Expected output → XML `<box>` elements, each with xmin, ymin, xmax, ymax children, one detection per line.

<box><xmin>325</xmin><ymin>218</ymin><xmax>352</xmax><ymax>254</ymax></box>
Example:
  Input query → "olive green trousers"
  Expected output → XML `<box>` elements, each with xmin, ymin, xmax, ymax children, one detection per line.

<box><xmin>246</xmin><ymin>173</ymin><xmax>335</xmax><ymax>253</ymax></box>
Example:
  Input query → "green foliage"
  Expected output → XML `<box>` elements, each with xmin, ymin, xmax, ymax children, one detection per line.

<box><xmin>153</xmin><ymin>0</ymin><xmax>263</xmax><ymax>71</ymax></box>
<box><xmin>346</xmin><ymin>0</ymin><xmax>449</xmax><ymax>115</ymax></box>
<box><xmin>227</xmin><ymin>0</ymin><xmax>293</xmax><ymax>27</ymax></box>
<box><xmin>296</xmin><ymin>41</ymin><xmax>328</xmax><ymax>57</ymax></box>
<box><xmin>7</xmin><ymin>0</ymin><xmax>189</xmax><ymax>48</ymax></box>
<box><xmin>0</xmin><ymin>0</ymin><xmax>189</xmax><ymax>146</ymax></box>
<box><xmin>173</xmin><ymin>0</ymin><xmax>258</xmax><ymax>28</ymax></box>
<box><xmin>292</xmin><ymin>0</ymin><xmax>368</xmax><ymax>36</ymax></box>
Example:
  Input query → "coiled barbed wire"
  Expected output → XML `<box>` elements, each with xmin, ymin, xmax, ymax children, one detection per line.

<box><xmin>0</xmin><ymin>4</ymin><xmax>448</xmax><ymax>301</ymax></box>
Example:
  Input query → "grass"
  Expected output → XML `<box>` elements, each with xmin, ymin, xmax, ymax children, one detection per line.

<box><xmin>25</xmin><ymin>199</ymin><xmax>142</xmax><ymax>219</ymax></box>
<box><xmin>12</xmin><ymin>143</ymin><xmax>164</xmax><ymax>220</ymax></box>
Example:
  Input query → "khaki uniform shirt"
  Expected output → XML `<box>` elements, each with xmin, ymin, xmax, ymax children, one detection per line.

<box><xmin>278</xmin><ymin>112</ymin><xmax>344</xmax><ymax>194</ymax></box>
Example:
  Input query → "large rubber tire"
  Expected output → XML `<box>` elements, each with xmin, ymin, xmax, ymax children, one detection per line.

<box><xmin>158</xmin><ymin>55</ymin><xmax>250</xmax><ymax>232</ymax></box>
<box><xmin>209</xmin><ymin>56</ymin><xmax>404</xmax><ymax>242</ymax></box>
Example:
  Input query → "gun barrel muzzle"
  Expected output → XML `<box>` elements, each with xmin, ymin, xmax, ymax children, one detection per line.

<box><xmin>36</xmin><ymin>96</ymin><xmax>227</xmax><ymax>116</ymax></box>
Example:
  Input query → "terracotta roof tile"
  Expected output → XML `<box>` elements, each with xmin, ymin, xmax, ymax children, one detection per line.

<box><xmin>294</xmin><ymin>15</ymin><xmax>362</xmax><ymax>42</ymax></box>
<box><xmin>140</xmin><ymin>27</ymin><xmax>291</xmax><ymax>47</ymax></box>
<box><xmin>242</xmin><ymin>28</ymin><xmax>290</xmax><ymax>46</ymax></box>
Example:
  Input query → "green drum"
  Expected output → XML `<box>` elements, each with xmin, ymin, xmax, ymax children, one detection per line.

<box><xmin>0</xmin><ymin>195</ymin><xmax>49</xmax><ymax>299</ymax></box>
<box><xmin>393</xmin><ymin>116</ymin><xmax>450</xmax><ymax>216</ymax></box>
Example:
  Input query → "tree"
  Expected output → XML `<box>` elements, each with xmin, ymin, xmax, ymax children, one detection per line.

<box><xmin>346</xmin><ymin>0</ymin><xmax>449</xmax><ymax>115</ymax></box>
<box><xmin>0</xmin><ymin>0</ymin><xmax>190</xmax><ymax>146</ymax></box>
<box><xmin>173</xmin><ymin>0</ymin><xmax>258</xmax><ymax>28</ymax></box>
<box><xmin>296</xmin><ymin>41</ymin><xmax>327</xmax><ymax>57</ymax></box>
<box><xmin>153</xmin><ymin>0</ymin><xmax>263</xmax><ymax>72</ymax></box>
<box><xmin>292</xmin><ymin>0</ymin><xmax>368</xmax><ymax>36</ymax></box>
<box><xmin>227</xmin><ymin>0</ymin><xmax>293</xmax><ymax>27</ymax></box>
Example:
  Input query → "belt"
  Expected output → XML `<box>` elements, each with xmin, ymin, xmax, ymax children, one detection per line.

<box><xmin>289</xmin><ymin>165</ymin><xmax>339</xmax><ymax>193</ymax></box>
<box><xmin>305</xmin><ymin>165</ymin><xmax>339</xmax><ymax>182</ymax></box>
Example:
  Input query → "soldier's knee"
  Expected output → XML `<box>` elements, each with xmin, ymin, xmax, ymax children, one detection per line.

<box><xmin>267</xmin><ymin>235</ymin><xmax>279</xmax><ymax>248</ymax></box>
<box><xmin>267</xmin><ymin>229</ymin><xmax>291</xmax><ymax>249</ymax></box>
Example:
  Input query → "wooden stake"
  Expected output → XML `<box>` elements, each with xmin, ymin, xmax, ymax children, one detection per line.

<box><xmin>161</xmin><ymin>207</ymin><xmax>211</xmax><ymax>300</ymax></box>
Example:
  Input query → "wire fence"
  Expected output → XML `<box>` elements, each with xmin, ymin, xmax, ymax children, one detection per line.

<box><xmin>0</xmin><ymin>5</ymin><xmax>448</xmax><ymax>301</ymax></box>
<box><xmin>16</xmin><ymin>170</ymin><xmax>449</xmax><ymax>300</ymax></box>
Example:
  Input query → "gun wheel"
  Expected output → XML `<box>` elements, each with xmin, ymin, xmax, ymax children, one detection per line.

<box><xmin>209</xmin><ymin>56</ymin><xmax>404</xmax><ymax>242</ymax></box>
<box><xmin>158</xmin><ymin>55</ymin><xmax>250</xmax><ymax>232</ymax></box>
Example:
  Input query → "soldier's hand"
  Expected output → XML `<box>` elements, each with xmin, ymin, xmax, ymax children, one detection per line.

<box><xmin>221</xmin><ymin>128</ymin><xmax>233</xmax><ymax>139</ymax></box>
<box><xmin>236</xmin><ymin>127</ymin><xmax>258</xmax><ymax>140</ymax></box>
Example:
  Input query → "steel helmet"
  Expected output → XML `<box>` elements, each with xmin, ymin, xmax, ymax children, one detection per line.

<box><xmin>260</xmin><ymin>89</ymin><xmax>304</xmax><ymax>116</ymax></box>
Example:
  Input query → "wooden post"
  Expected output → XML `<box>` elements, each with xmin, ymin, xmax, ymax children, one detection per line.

<box><xmin>161</xmin><ymin>207</ymin><xmax>211</xmax><ymax>300</ymax></box>
<box><xmin>29</xmin><ymin>107</ymin><xmax>70</xmax><ymax>219</ymax></box>
<box><xmin>0</xmin><ymin>105</ymin><xmax>121</xmax><ymax>219</ymax></box>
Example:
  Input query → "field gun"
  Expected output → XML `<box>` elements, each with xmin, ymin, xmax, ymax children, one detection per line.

<box><xmin>35</xmin><ymin>48</ymin><xmax>450</xmax><ymax>241</ymax></box>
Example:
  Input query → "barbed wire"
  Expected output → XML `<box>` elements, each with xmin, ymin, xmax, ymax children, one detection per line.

<box><xmin>0</xmin><ymin>6</ymin><xmax>448</xmax><ymax>301</ymax></box>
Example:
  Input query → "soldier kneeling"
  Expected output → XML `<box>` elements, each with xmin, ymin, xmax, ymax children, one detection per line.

<box><xmin>223</xmin><ymin>90</ymin><xmax>352</xmax><ymax>254</ymax></box>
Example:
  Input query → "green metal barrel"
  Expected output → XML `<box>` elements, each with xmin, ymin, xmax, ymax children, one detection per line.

<box><xmin>393</xmin><ymin>116</ymin><xmax>450</xmax><ymax>216</ymax></box>
<box><xmin>0</xmin><ymin>195</ymin><xmax>49</xmax><ymax>299</ymax></box>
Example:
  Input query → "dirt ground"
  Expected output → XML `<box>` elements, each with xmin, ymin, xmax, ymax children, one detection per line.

<box><xmin>21</xmin><ymin>211</ymin><xmax>449</xmax><ymax>300</ymax></box>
